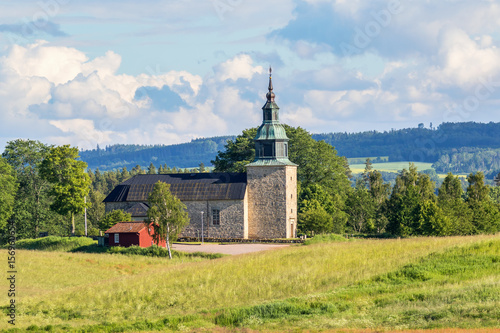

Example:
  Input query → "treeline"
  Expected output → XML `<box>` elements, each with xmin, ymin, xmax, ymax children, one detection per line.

<box><xmin>78</xmin><ymin>122</ymin><xmax>500</xmax><ymax>175</ymax></box>
<box><xmin>79</xmin><ymin>136</ymin><xmax>233</xmax><ymax>171</ymax></box>
<box><xmin>335</xmin><ymin>161</ymin><xmax>500</xmax><ymax>236</ymax></box>
<box><xmin>432</xmin><ymin>147</ymin><xmax>500</xmax><ymax>175</ymax></box>
<box><xmin>314</xmin><ymin>121</ymin><xmax>500</xmax><ymax>163</ymax></box>
<box><xmin>0</xmin><ymin>138</ymin><xmax>213</xmax><ymax>242</ymax></box>
<box><xmin>212</xmin><ymin>126</ymin><xmax>500</xmax><ymax>237</ymax></box>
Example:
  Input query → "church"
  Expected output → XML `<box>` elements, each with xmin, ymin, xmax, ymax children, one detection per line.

<box><xmin>104</xmin><ymin>71</ymin><xmax>298</xmax><ymax>239</ymax></box>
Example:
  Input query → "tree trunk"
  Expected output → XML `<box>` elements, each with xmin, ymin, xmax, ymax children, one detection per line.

<box><xmin>166</xmin><ymin>224</ymin><xmax>172</xmax><ymax>259</ymax></box>
<box><xmin>71</xmin><ymin>213</ymin><xmax>75</xmax><ymax>236</ymax></box>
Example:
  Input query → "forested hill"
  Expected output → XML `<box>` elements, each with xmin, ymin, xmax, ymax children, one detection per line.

<box><xmin>79</xmin><ymin>122</ymin><xmax>500</xmax><ymax>172</ymax></box>
<box><xmin>313</xmin><ymin>122</ymin><xmax>500</xmax><ymax>163</ymax></box>
<box><xmin>79</xmin><ymin>136</ymin><xmax>234</xmax><ymax>171</ymax></box>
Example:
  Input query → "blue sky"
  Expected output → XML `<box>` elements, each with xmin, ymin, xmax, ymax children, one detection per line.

<box><xmin>1</xmin><ymin>0</ymin><xmax>500</xmax><ymax>151</ymax></box>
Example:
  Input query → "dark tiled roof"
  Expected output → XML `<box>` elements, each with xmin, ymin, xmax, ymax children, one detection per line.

<box><xmin>126</xmin><ymin>202</ymin><xmax>150</xmax><ymax>217</ymax></box>
<box><xmin>105</xmin><ymin>222</ymin><xmax>146</xmax><ymax>234</ymax></box>
<box><xmin>104</xmin><ymin>173</ymin><xmax>247</xmax><ymax>202</ymax></box>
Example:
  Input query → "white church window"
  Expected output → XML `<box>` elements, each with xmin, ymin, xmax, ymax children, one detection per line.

<box><xmin>114</xmin><ymin>233</ymin><xmax>119</xmax><ymax>243</ymax></box>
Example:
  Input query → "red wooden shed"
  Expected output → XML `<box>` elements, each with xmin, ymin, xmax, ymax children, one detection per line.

<box><xmin>105</xmin><ymin>222</ymin><xmax>166</xmax><ymax>248</ymax></box>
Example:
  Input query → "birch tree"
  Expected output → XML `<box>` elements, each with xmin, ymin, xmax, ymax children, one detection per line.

<box><xmin>146</xmin><ymin>181</ymin><xmax>189</xmax><ymax>259</ymax></box>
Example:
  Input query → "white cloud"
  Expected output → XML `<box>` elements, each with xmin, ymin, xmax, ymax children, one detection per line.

<box><xmin>427</xmin><ymin>28</ymin><xmax>500</xmax><ymax>90</ymax></box>
<box><xmin>215</xmin><ymin>54</ymin><xmax>264</xmax><ymax>82</ymax></box>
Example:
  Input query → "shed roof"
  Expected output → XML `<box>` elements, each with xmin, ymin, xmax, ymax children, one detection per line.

<box><xmin>103</xmin><ymin>173</ymin><xmax>247</xmax><ymax>202</ymax></box>
<box><xmin>105</xmin><ymin>222</ymin><xmax>146</xmax><ymax>234</ymax></box>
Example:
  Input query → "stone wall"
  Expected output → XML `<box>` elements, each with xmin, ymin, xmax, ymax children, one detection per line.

<box><xmin>180</xmin><ymin>199</ymin><xmax>247</xmax><ymax>239</ymax></box>
<box><xmin>105</xmin><ymin>199</ymin><xmax>247</xmax><ymax>239</ymax></box>
<box><xmin>246</xmin><ymin>165</ymin><xmax>297</xmax><ymax>239</ymax></box>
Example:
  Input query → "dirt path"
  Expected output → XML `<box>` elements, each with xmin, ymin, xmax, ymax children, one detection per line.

<box><xmin>172</xmin><ymin>243</ymin><xmax>291</xmax><ymax>255</ymax></box>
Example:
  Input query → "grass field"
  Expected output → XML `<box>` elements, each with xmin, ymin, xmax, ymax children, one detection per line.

<box><xmin>349</xmin><ymin>162</ymin><xmax>435</xmax><ymax>174</ymax></box>
<box><xmin>1</xmin><ymin>235</ymin><xmax>499</xmax><ymax>332</ymax></box>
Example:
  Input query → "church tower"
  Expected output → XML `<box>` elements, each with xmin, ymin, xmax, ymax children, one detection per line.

<box><xmin>246</xmin><ymin>69</ymin><xmax>298</xmax><ymax>239</ymax></box>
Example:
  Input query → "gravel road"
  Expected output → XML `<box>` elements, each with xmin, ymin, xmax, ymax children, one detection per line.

<box><xmin>172</xmin><ymin>243</ymin><xmax>291</xmax><ymax>255</ymax></box>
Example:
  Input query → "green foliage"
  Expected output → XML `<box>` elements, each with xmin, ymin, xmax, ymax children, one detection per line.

<box><xmin>13</xmin><ymin>235</ymin><xmax>96</xmax><ymax>251</ymax></box>
<box><xmin>86</xmin><ymin>189</ymin><xmax>105</xmax><ymax>230</ymax></box>
<box><xmin>418</xmin><ymin>200</ymin><xmax>451</xmax><ymax>236</ymax></box>
<box><xmin>212</xmin><ymin>128</ymin><xmax>256</xmax><ymax>172</ymax></box>
<box><xmin>2</xmin><ymin>139</ymin><xmax>55</xmax><ymax>239</ymax></box>
<box><xmin>385</xmin><ymin>164</ymin><xmax>437</xmax><ymax>236</ymax></box>
<box><xmin>40</xmin><ymin>145</ymin><xmax>91</xmax><ymax>235</ymax></box>
<box><xmin>345</xmin><ymin>188</ymin><xmax>376</xmax><ymax>233</ymax></box>
<box><xmin>0</xmin><ymin>156</ymin><xmax>17</xmax><ymax>229</ymax></box>
<box><xmin>146</xmin><ymin>181</ymin><xmax>189</xmax><ymax>258</ymax></box>
<box><xmin>466</xmin><ymin>171</ymin><xmax>490</xmax><ymax>202</ymax></box>
<box><xmin>298</xmin><ymin>184</ymin><xmax>347</xmax><ymax>234</ymax></box>
<box><xmin>100</xmin><ymin>210</ymin><xmax>132</xmax><ymax>231</ymax></box>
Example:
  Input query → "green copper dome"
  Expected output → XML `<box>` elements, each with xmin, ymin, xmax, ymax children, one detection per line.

<box><xmin>247</xmin><ymin>69</ymin><xmax>297</xmax><ymax>167</ymax></box>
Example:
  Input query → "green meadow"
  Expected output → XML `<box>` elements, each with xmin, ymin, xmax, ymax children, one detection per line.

<box><xmin>1</xmin><ymin>235</ymin><xmax>499</xmax><ymax>332</ymax></box>
<box><xmin>349</xmin><ymin>161</ymin><xmax>435</xmax><ymax>174</ymax></box>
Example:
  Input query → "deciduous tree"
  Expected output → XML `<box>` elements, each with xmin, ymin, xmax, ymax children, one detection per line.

<box><xmin>146</xmin><ymin>181</ymin><xmax>189</xmax><ymax>259</ymax></box>
<box><xmin>39</xmin><ymin>145</ymin><xmax>91</xmax><ymax>235</ymax></box>
<box><xmin>0</xmin><ymin>157</ymin><xmax>17</xmax><ymax>230</ymax></box>
<box><xmin>2</xmin><ymin>139</ymin><xmax>53</xmax><ymax>238</ymax></box>
<box><xmin>100</xmin><ymin>209</ymin><xmax>132</xmax><ymax>231</ymax></box>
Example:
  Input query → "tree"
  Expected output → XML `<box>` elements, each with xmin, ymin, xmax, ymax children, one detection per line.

<box><xmin>385</xmin><ymin>164</ymin><xmax>437</xmax><ymax>236</ymax></box>
<box><xmin>212</xmin><ymin>128</ymin><xmax>256</xmax><ymax>173</ymax></box>
<box><xmin>466</xmin><ymin>172</ymin><xmax>500</xmax><ymax>234</ymax></box>
<box><xmin>298</xmin><ymin>184</ymin><xmax>347</xmax><ymax>234</ymax></box>
<box><xmin>345</xmin><ymin>188</ymin><xmax>376</xmax><ymax>233</ymax></box>
<box><xmin>0</xmin><ymin>157</ymin><xmax>17</xmax><ymax>230</ymax></box>
<box><xmin>100</xmin><ymin>209</ymin><xmax>132</xmax><ymax>231</ymax></box>
<box><xmin>466</xmin><ymin>172</ymin><xmax>489</xmax><ymax>203</ymax></box>
<box><xmin>87</xmin><ymin>189</ymin><xmax>106</xmax><ymax>230</ymax></box>
<box><xmin>39</xmin><ymin>145</ymin><xmax>91</xmax><ymax>235</ymax></box>
<box><xmin>438</xmin><ymin>173</ymin><xmax>474</xmax><ymax>235</ymax></box>
<box><xmin>147</xmin><ymin>162</ymin><xmax>157</xmax><ymax>175</ymax></box>
<box><xmin>146</xmin><ymin>181</ymin><xmax>189</xmax><ymax>259</ymax></box>
<box><xmin>2</xmin><ymin>139</ymin><xmax>53</xmax><ymax>238</ymax></box>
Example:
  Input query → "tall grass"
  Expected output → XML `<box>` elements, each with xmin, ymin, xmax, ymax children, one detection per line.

<box><xmin>3</xmin><ymin>235</ymin><xmax>496</xmax><ymax>330</ymax></box>
<box><xmin>217</xmin><ymin>238</ymin><xmax>500</xmax><ymax>331</ymax></box>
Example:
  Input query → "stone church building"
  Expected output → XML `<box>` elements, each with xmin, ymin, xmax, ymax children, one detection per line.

<box><xmin>104</xmin><ymin>72</ymin><xmax>298</xmax><ymax>239</ymax></box>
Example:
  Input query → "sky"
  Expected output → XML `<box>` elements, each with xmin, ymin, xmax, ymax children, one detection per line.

<box><xmin>1</xmin><ymin>0</ymin><xmax>500</xmax><ymax>151</ymax></box>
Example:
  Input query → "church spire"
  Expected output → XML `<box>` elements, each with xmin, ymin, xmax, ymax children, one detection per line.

<box><xmin>246</xmin><ymin>70</ymin><xmax>296</xmax><ymax>166</ymax></box>
<box><xmin>266</xmin><ymin>67</ymin><xmax>275</xmax><ymax>102</ymax></box>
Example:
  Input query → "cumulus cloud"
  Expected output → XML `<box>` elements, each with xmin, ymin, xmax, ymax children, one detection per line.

<box><xmin>0</xmin><ymin>42</ymin><xmax>272</xmax><ymax>150</ymax></box>
<box><xmin>214</xmin><ymin>54</ymin><xmax>264</xmax><ymax>82</ymax></box>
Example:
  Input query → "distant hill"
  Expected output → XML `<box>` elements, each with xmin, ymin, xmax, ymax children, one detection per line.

<box><xmin>80</xmin><ymin>136</ymin><xmax>234</xmax><ymax>171</ymax></box>
<box><xmin>313</xmin><ymin>122</ymin><xmax>500</xmax><ymax>163</ymax></box>
<box><xmin>79</xmin><ymin>122</ymin><xmax>500</xmax><ymax>174</ymax></box>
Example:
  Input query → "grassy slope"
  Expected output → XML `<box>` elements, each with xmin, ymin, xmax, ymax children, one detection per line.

<box><xmin>1</xmin><ymin>235</ymin><xmax>498</xmax><ymax>332</ymax></box>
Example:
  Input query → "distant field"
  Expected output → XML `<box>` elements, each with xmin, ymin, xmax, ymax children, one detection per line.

<box><xmin>350</xmin><ymin>161</ymin><xmax>434</xmax><ymax>174</ymax></box>
<box><xmin>347</xmin><ymin>156</ymin><xmax>389</xmax><ymax>164</ymax></box>
<box><xmin>3</xmin><ymin>235</ymin><xmax>498</xmax><ymax>332</ymax></box>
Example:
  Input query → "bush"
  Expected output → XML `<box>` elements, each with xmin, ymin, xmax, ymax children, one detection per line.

<box><xmin>14</xmin><ymin>236</ymin><xmax>96</xmax><ymax>251</ymax></box>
